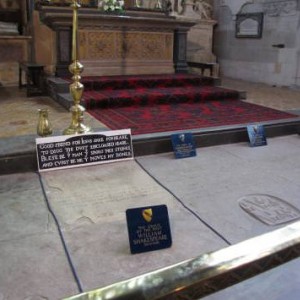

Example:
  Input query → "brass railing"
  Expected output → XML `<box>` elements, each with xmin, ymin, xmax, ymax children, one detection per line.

<box><xmin>64</xmin><ymin>220</ymin><xmax>300</xmax><ymax>300</ymax></box>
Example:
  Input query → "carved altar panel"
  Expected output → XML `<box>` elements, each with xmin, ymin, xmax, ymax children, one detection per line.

<box><xmin>78</xmin><ymin>29</ymin><xmax>174</xmax><ymax>75</ymax></box>
<box><xmin>139</xmin><ymin>33</ymin><xmax>173</xmax><ymax>60</ymax></box>
<box><xmin>79</xmin><ymin>31</ymin><xmax>119</xmax><ymax>60</ymax></box>
<box><xmin>36</xmin><ymin>5</ymin><xmax>195</xmax><ymax>76</ymax></box>
<box><xmin>79</xmin><ymin>30</ymin><xmax>173</xmax><ymax>61</ymax></box>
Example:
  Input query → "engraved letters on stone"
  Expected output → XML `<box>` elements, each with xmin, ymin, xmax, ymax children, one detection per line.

<box><xmin>239</xmin><ymin>194</ymin><xmax>300</xmax><ymax>225</ymax></box>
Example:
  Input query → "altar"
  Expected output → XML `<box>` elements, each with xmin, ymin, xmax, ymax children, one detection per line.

<box><xmin>34</xmin><ymin>4</ymin><xmax>195</xmax><ymax>77</ymax></box>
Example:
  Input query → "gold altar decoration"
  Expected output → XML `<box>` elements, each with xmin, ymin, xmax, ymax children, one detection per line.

<box><xmin>37</xmin><ymin>108</ymin><xmax>53</xmax><ymax>137</ymax></box>
<box><xmin>63</xmin><ymin>0</ymin><xmax>91</xmax><ymax>135</ymax></box>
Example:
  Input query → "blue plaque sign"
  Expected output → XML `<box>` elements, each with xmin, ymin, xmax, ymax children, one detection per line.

<box><xmin>247</xmin><ymin>124</ymin><xmax>267</xmax><ymax>147</ymax></box>
<box><xmin>126</xmin><ymin>205</ymin><xmax>172</xmax><ymax>254</ymax></box>
<box><xmin>171</xmin><ymin>132</ymin><xmax>196</xmax><ymax>159</ymax></box>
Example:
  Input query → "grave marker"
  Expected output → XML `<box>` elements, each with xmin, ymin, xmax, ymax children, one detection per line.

<box><xmin>36</xmin><ymin>129</ymin><xmax>133</xmax><ymax>171</ymax></box>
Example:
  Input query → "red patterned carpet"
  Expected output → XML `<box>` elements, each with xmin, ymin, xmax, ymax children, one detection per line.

<box><xmin>82</xmin><ymin>74</ymin><xmax>296</xmax><ymax>135</ymax></box>
<box><xmin>87</xmin><ymin>99</ymin><xmax>295</xmax><ymax>135</ymax></box>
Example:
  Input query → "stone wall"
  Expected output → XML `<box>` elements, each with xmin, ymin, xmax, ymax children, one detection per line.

<box><xmin>213</xmin><ymin>0</ymin><xmax>300</xmax><ymax>87</ymax></box>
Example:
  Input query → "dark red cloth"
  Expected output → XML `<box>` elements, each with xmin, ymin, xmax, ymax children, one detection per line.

<box><xmin>88</xmin><ymin>99</ymin><xmax>295</xmax><ymax>135</ymax></box>
<box><xmin>78</xmin><ymin>74</ymin><xmax>295</xmax><ymax>135</ymax></box>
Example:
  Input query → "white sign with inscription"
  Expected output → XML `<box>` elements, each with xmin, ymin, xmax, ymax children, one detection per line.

<box><xmin>36</xmin><ymin>129</ymin><xmax>133</xmax><ymax>172</ymax></box>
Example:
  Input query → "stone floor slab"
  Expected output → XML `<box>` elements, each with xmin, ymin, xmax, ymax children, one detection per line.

<box><xmin>0</xmin><ymin>172</ymin><xmax>50</xmax><ymax>242</ymax></box>
<box><xmin>1</xmin><ymin>135</ymin><xmax>299</xmax><ymax>299</ymax></box>
<box><xmin>62</xmin><ymin>205</ymin><xmax>228</xmax><ymax>295</ymax></box>
<box><xmin>40</xmin><ymin>160</ymin><xmax>228</xmax><ymax>294</ymax></box>
<box><xmin>41</xmin><ymin>160</ymin><xmax>182</xmax><ymax>229</ymax></box>
<box><xmin>137</xmin><ymin>135</ymin><xmax>300</xmax><ymax>244</ymax></box>
<box><xmin>0</xmin><ymin>232</ymin><xmax>78</xmax><ymax>300</ymax></box>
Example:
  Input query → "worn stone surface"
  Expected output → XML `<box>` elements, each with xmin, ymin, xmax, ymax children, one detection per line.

<box><xmin>62</xmin><ymin>208</ymin><xmax>227</xmax><ymax>293</ymax></box>
<box><xmin>41</xmin><ymin>160</ymin><xmax>180</xmax><ymax>228</ymax></box>
<box><xmin>239</xmin><ymin>194</ymin><xmax>300</xmax><ymax>225</ymax></box>
<box><xmin>41</xmin><ymin>160</ymin><xmax>227</xmax><ymax>292</ymax></box>
<box><xmin>0</xmin><ymin>135</ymin><xmax>300</xmax><ymax>299</ymax></box>
<box><xmin>0</xmin><ymin>172</ymin><xmax>78</xmax><ymax>300</ymax></box>
<box><xmin>137</xmin><ymin>135</ymin><xmax>300</xmax><ymax>244</ymax></box>
<box><xmin>0</xmin><ymin>172</ymin><xmax>49</xmax><ymax>241</ymax></box>
<box><xmin>0</xmin><ymin>233</ymin><xmax>79</xmax><ymax>300</ymax></box>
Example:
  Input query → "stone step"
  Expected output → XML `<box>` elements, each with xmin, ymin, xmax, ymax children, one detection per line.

<box><xmin>56</xmin><ymin>93</ymin><xmax>75</xmax><ymax>110</ymax></box>
<box><xmin>64</xmin><ymin>73</ymin><xmax>218</xmax><ymax>91</ymax></box>
<box><xmin>83</xmin><ymin>85</ymin><xmax>241</xmax><ymax>109</ymax></box>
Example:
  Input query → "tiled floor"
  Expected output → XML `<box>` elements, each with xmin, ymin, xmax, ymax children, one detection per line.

<box><xmin>0</xmin><ymin>77</ymin><xmax>299</xmax><ymax>139</ymax></box>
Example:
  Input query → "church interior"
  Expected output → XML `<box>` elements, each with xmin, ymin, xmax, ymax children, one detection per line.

<box><xmin>0</xmin><ymin>0</ymin><xmax>300</xmax><ymax>299</ymax></box>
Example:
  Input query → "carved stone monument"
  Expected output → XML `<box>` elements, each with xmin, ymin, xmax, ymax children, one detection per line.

<box><xmin>175</xmin><ymin>0</ymin><xmax>218</xmax><ymax>76</ymax></box>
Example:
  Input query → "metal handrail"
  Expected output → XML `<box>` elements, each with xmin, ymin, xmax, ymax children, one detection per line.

<box><xmin>64</xmin><ymin>220</ymin><xmax>300</xmax><ymax>300</ymax></box>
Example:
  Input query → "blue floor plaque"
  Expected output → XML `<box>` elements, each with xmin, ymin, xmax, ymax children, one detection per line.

<box><xmin>247</xmin><ymin>124</ymin><xmax>267</xmax><ymax>147</ymax></box>
<box><xmin>126</xmin><ymin>205</ymin><xmax>172</xmax><ymax>254</ymax></box>
<box><xmin>171</xmin><ymin>132</ymin><xmax>197</xmax><ymax>159</ymax></box>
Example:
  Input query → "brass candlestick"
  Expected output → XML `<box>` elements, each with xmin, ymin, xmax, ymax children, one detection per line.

<box><xmin>63</xmin><ymin>0</ymin><xmax>91</xmax><ymax>135</ymax></box>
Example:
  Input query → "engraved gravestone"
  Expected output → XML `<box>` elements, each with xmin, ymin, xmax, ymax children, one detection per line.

<box><xmin>239</xmin><ymin>194</ymin><xmax>300</xmax><ymax>225</ymax></box>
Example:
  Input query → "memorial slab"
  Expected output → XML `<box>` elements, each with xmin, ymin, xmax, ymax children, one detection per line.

<box><xmin>41</xmin><ymin>160</ymin><xmax>227</xmax><ymax>293</ymax></box>
<box><xmin>218</xmin><ymin>134</ymin><xmax>300</xmax><ymax>187</ymax></box>
<box><xmin>239</xmin><ymin>194</ymin><xmax>300</xmax><ymax>225</ymax></box>
<box><xmin>0</xmin><ymin>172</ymin><xmax>50</xmax><ymax>241</ymax></box>
<box><xmin>0</xmin><ymin>172</ymin><xmax>78</xmax><ymax>299</ymax></box>
<box><xmin>0</xmin><ymin>233</ymin><xmax>78</xmax><ymax>300</ymax></box>
<box><xmin>62</xmin><ymin>206</ymin><xmax>228</xmax><ymax>293</ymax></box>
<box><xmin>137</xmin><ymin>135</ymin><xmax>300</xmax><ymax>244</ymax></box>
<box><xmin>1</xmin><ymin>135</ymin><xmax>299</xmax><ymax>299</ymax></box>
<box><xmin>41</xmin><ymin>160</ymin><xmax>181</xmax><ymax>228</ymax></box>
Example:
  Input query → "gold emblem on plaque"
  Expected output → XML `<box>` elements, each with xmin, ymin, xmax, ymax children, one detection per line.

<box><xmin>142</xmin><ymin>208</ymin><xmax>153</xmax><ymax>222</ymax></box>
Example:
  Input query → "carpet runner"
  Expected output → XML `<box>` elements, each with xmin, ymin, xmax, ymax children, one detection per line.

<box><xmin>78</xmin><ymin>74</ymin><xmax>296</xmax><ymax>135</ymax></box>
<box><xmin>81</xmin><ymin>73</ymin><xmax>216</xmax><ymax>91</ymax></box>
